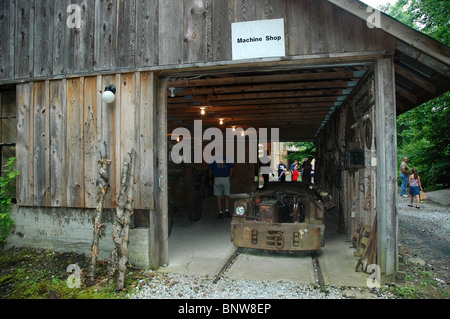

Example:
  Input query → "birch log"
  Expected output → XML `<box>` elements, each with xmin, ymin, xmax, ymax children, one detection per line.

<box><xmin>110</xmin><ymin>149</ymin><xmax>136</xmax><ymax>290</ymax></box>
<box><xmin>88</xmin><ymin>141</ymin><xmax>111</xmax><ymax>284</ymax></box>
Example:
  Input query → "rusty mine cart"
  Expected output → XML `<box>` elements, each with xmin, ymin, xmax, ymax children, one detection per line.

<box><xmin>231</xmin><ymin>182</ymin><xmax>335</xmax><ymax>251</ymax></box>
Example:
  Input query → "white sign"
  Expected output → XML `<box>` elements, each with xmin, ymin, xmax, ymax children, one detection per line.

<box><xmin>232</xmin><ymin>19</ymin><xmax>285</xmax><ymax>60</ymax></box>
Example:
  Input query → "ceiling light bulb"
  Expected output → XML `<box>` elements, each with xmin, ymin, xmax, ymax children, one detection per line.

<box><xmin>200</xmin><ymin>108</ymin><xmax>206</xmax><ymax>115</ymax></box>
<box><xmin>219</xmin><ymin>119</ymin><xmax>224</xmax><ymax>125</ymax></box>
<box><xmin>232</xmin><ymin>126</ymin><xmax>236</xmax><ymax>132</ymax></box>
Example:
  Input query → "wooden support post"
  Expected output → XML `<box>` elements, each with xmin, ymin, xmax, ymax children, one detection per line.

<box><xmin>150</xmin><ymin>77</ymin><xmax>169</xmax><ymax>269</ymax></box>
<box><xmin>374</xmin><ymin>57</ymin><xmax>398</xmax><ymax>282</ymax></box>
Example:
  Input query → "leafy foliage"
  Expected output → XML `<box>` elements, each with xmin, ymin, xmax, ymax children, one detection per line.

<box><xmin>381</xmin><ymin>1</ymin><xmax>450</xmax><ymax>190</ymax></box>
<box><xmin>381</xmin><ymin>0</ymin><xmax>450</xmax><ymax>45</ymax></box>
<box><xmin>397</xmin><ymin>93</ymin><xmax>450</xmax><ymax>189</ymax></box>
<box><xmin>0</xmin><ymin>157</ymin><xmax>19</xmax><ymax>243</ymax></box>
<box><xmin>285</xmin><ymin>142</ymin><xmax>316</xmax><ymax>164</ymax></box>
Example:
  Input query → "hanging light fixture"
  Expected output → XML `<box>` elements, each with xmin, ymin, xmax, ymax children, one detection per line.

<box><xmin>200</xmin><ymin>107</ymin><xmax>206</xmax><ymax>115</ymax></box>
<box><xmin>102</xmin><ymin>85</ymin><xmax>116</xmax><ymax>104</ymax></box>
<box><xmin>219</xmin><ymin>119</ymin><xmax>224</xmax><ymax>125</ymax></box>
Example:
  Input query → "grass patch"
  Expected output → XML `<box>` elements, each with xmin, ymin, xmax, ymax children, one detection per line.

<box><xmin>0</xmin><ymin>247</ymin><xmax>146</xmax><ymax>299</ymax></box>
<box><xmin>382</xmin><ymin>256</ymin><xmax>450</xmax><ymax>299</ymax></box>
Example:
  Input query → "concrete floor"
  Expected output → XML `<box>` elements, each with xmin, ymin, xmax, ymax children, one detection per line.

<box><xmin>159</xmin><ymin>195</ymin><xmax>369</xmax><ymax>288</ymax></box>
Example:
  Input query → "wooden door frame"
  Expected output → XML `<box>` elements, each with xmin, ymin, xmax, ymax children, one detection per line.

<box><xmin>149</xmin><ymin>76</ymin><xmax>169</xmax><ymax>269</ymax></box>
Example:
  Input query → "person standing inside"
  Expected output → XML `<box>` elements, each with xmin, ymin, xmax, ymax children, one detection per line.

<box><xmin>400</xmin><ymin>157</ymin><xmax>410</xmax><ymax>197</ymax></box>
<box><xmin>301</xmin><ymin>156</ymin><xmax>313</xmax><ymax>183</ymax></box>
<box><xmin>408</xmin><ymin>168</ymin><xmax>423</xmax><ymax>209</ymax></box>
<box><xmin>292</xmin><ymin>165</ymin><xmax>299</xmax><ymax>182</ymax></box>
<box><xmin>290</xmin><ymin>160</ymin><xmax>298</xmax><ymax>175</ymax></box>
<box><xmin>259</xmin><ymin>155</ymin><xmax>271</xmax><ymax>188</ymax></box>
<box><xmin>278</xmin><ymin>160</ymin><xmax>287</xmax><ymax>182</ymax></box>
<box><xmin>209</xmin><ymin>155</ymin><xmax>234</xmax><ymax>219</ymax></box>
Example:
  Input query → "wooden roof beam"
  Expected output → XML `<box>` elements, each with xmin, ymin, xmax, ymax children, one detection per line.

<box><xmin>169</xmin><ymin>106</ymin><xmax>337</xmax><ymax>116</ymax></box>
<box><xmin>167</xmin><ymin>69</ymin><xmax>365</xmax><ymax>87</ymax></box>
<box><xmin>168</xmin><ymin>80</ymin><xmax>358</xmax><ymax>97</ymax></box>
<box><xmin>395</xmin><ymin>64</ymin><xmax>436</xmax><ymax>94</ymax></box>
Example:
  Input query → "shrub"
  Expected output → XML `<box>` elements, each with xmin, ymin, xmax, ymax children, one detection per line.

<box><xmin>0</xmin><ymin>157</ymin><xmax>19</xmax><ymax>243</ymax></box>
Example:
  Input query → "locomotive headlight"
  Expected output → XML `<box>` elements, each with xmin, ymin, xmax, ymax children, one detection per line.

<box><xmin>235</xmin><ymin>205</ymin><xmax>246</xmax><ymax>216</ymax></box>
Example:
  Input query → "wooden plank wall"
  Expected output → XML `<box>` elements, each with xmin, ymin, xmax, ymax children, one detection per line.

<box><xmin>0</xmin><ymin>0</ymin><xmax>395</xmax><ymax>82</ymax></box>
<box><xmin>315</xmin><ymin>78</ymin><xmax>377</xmax><ymax>237</ymax></box>
<box><xmin>15</xmin><ymin>72</ymin><xmax>157</xmax><ymax>210</ymax></box>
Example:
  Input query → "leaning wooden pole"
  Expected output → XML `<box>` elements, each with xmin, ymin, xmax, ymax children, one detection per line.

<box><xmin>88</xmin><ymin>141</ymin><xmax>111</xmax><ymax>285</ymax></box>
<box><xmin>110</xmin><ymin>149</ymin><xmax>136</xmax><ymax>290</ymax></box>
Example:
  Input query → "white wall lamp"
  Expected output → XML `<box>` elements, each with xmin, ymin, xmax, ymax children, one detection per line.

<box><xmin>102</xmin><ymin>85</ymin><xmax>116</xmax><ymax>104</ymax></box>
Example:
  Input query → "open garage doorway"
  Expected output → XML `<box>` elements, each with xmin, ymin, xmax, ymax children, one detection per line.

<box><xmin>158</xmin><ymin>63</ymin><xmax>376</xmax><ymax>286</ymax></box>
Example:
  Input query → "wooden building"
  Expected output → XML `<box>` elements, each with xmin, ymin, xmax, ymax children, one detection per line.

<box><xmin>1</xmin><ymin>0</ymin><xmax>449</xmax><ymax>281</ymax></box>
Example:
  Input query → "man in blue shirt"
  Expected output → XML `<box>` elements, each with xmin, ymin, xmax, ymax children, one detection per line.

<box><xmin>290</xmin><ymin>160</ymin><xmax>298</xmax><ymax>176</ymax></box>
<box><xmin>209</xmin><ymin>156</ymin><xmax>234</xmax><ymax>219</ymax></box>
<box><xmin>278</xmin><ymin>160</ymin><xmax>287</xmax><ymax>181</ymax></box>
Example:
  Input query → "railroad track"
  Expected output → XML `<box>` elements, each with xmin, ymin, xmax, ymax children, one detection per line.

<box><xmin>312</xmin><ymin>252</ymin><xmax>326</xmax><ymax>291</ymax></box>
<box><xmin>212</xmin><ymin>247</ymin><xmax>243</xmax><ymax>284</ymax></box>
<box><xmin>212</xmin><ymin>247</ymin><xmax>326</xmax><ymax>291</ymax></box>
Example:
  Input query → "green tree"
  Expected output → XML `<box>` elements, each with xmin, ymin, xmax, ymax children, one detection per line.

<box><xmin>382</xmin><ymin>1</ymin><xmax>450</xmax><ymax>190</ymax></box>
<box><xmin>409</xmin><ymin>0</ymin><xmax>450</xmax><ymax>45</ymax></box>
<box><xmin>285</xmin><ymin>142</ymin><xmax>316</xmax><ymax>164</ymax></box>
<box><xmin>397</xmin><ymin>93</ymin><xmax>450</xmax><ymax>189</ymax></box>
<box><xmin>380</xmin><ymin>0</ymin><xmax>417</xmax><ymax>29</ymax></box>
<box><xmin>381</xmin><ymin>0</ymin><xmax>449</xmax><ymax>45</ymax></box>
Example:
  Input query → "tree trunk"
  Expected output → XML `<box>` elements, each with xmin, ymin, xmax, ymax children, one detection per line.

<box><xmin>110</xmin><ymin>149</ymin><xmax>136</xmax><ymax>290</ymax></box>
<box><xmin>88</xmin><ymin>141</ymin><xmax>111</xmax><ymax>285</ymax></box>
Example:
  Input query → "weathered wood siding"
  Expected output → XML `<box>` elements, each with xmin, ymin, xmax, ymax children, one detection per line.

<box><xmin>15</xmin><ymin>71</ymin><xmax>158</xmax><ymax>210</ymax></box>
<box><xmin>0</xmin><ymin>0</ymin><xmax>395</xmax><ymax>82</ymax></box>
<box><xmin>315</xmin><ymin>76</ymin><xmax>377</xmax><ymax>237</ymax></box>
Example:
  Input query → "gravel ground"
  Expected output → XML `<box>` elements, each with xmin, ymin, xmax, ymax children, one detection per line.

<box><xmin>129</xmin><ymin>271</ymin><xmax>392</xmax><ymax>299</ymax></box>
<box><xmin>397</xmin><ymin>194</ymin><xmax>450</xmax><ymax>285</ymax></box>
<box><xmin>129</xmin><ymin>193</ymin><xmax>449</xmax><ymax>300</ymax></box>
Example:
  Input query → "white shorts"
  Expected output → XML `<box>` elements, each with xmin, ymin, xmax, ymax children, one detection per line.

<box><xmin>213</xmin><ymin>176</ymin><xmax>231</xmax><ymax>196</ymax></box>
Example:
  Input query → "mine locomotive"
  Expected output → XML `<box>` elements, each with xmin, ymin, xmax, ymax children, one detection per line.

<box><xmin>231</xmin><ymin>182</ymin><xmax>334</xmax><ymax>251</ymax></box>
